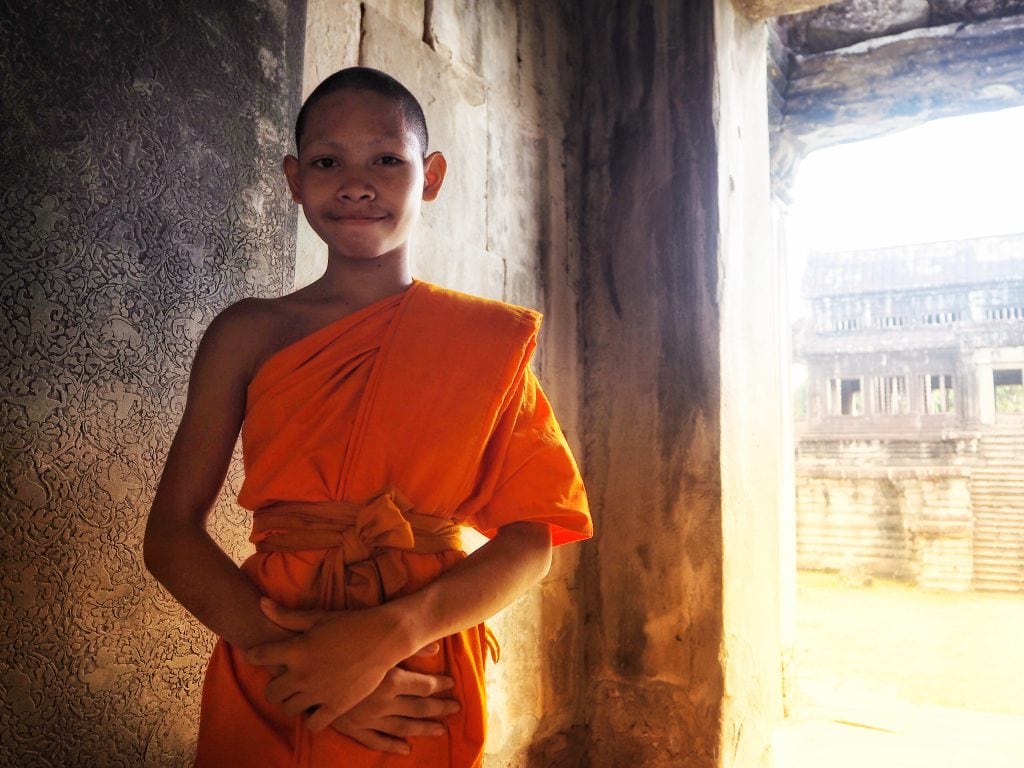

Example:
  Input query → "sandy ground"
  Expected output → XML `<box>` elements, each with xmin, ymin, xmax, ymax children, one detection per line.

<box><xmin>774</xmin><ymin>572</ymin><xmax>1024</xmax><ymax>768</ymax></box>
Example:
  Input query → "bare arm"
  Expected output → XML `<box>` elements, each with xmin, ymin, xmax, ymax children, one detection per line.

<box><xmin>143</xmin><ymin>304</ymin><xmax>293</xmax><ymax>649</ymax></box>
<box><xmin>391</xmin><ymin>520</ymin><xmax>553</xmax><ymax>654</ymax></box>
<box><xmin>246</xmin><ymin>519</ymin><xmax>553</xmax><ymax>731</ymax></box>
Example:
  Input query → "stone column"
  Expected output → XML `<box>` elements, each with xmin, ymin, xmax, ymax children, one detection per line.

<box><xmin>575</xmin><ymin>1</ymin><xmax>782</xmax><ymax>765</ymax></box>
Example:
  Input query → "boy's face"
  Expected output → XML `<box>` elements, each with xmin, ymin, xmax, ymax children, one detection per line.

<box><xmin>283</xmin><ymin>89</ymin><xmax>445</xmax><ymax>265</ymax></box>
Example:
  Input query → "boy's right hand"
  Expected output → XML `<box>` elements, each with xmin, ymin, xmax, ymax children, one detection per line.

<box><xmin>329</xmin><ymin>644</ymin><xmax>461</xmax><ymax>755</ymax></box>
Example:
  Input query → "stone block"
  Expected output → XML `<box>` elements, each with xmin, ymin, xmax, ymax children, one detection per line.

<box><xmin>292</xmin><ymin>215</ymin><xmax>327</xmax><ymax>289</ymax></box>
<box><xmin>784</xmin><ymin>0</ymin><xmax>931</xmax><ymax>50</ymax></box>
<box><xmin>505</xmin><ymin>260</ymin><xmax>543</xmax><ymax>313</ymax></box>
<box><xmin>430</xmin><ymin>0</ymin><xmax>484</xmax><ymax>73</ymax></box>
<box><xmin>301</xmin><ymin>0</ymin><xmax>360</xmax><ymax>100</ymax></box>
<box><xmin>413</xmin><ymin>243</ymin><xmax>505</xmax><ymax>301</ymax></box>
<box><xmin>477</xmin><ymin>0</ymin><xmax>521</xmax><ymax>87</ymax></box>
<box><xmin>362</xmin><ymin>6</ymin><xmax>490</xmax><ymax>293</ymax></box>
<box><xmin>917</xmin><ymin>535</ymin><xmax>973</xmax><ymax>591</ymax></box>
<box><xmin>486</xmin><ymin>98</ymin><xmax>546</xmax><ymax>269</ymax></box>
<box><xmin>363</xmin><ymin>0</ymin><xmax>424</xmax><ymax>38</ymax></box>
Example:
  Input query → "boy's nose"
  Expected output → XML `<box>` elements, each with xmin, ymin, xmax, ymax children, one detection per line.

<box><xmin>337</xmin><ymin>176</ymin><xmax>375</xmax><ymax>201</ymax></box>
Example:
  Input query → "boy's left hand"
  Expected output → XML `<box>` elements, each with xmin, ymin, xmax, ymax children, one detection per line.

<box><xmin>242</xmin><ymin>598</ymin><xmax>414</xmax><ymax>732</ymax></box>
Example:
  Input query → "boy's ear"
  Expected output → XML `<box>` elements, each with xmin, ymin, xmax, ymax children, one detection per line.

<box><xmin>282</xmin><ymin>155</ymin><xmax>302</xmax><ymax>203</ymax></box>
<box><xmin>422</xmin><ymin>151</ymin><xmax>447</xmax><ymax>202</ymax></box>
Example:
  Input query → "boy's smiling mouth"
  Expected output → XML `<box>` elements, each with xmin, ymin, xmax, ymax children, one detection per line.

<box><xmin>331</xmin><ymin>212</ymin><xmax>388</xmax><ymax>224</ymax></box>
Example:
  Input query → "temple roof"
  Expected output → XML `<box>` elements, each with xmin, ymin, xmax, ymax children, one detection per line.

<box><xmin>803</xmin><ymin>233</ymin><xmax>1024</xmax><ymax>298</ymax></box>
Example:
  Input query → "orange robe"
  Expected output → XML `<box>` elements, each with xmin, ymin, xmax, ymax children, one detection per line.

<box><xmin>195</xmin><ymin>281</ymin><xmax>591</xmax><ymax>767</ymax></box>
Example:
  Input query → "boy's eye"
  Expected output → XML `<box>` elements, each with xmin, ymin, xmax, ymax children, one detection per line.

<box><xmin>312</xmin><ymin>158</ymin><xmax>337</xmax><ymax>169</ymax></box>
<box><xmin>377</xmin><ymin>155</ymin><xmax>403</xmax><ymax>166</ymax></box>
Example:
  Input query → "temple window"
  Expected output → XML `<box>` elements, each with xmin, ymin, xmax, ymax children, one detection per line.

<box><xmin>830</xmin><ymin>317</ymin><xmax>860</xmax><ymax>332</ymax></box>
<box><xmin>994</xmin><ymin>369</ymin><xmax>1024</xmax><ymax>413</ymax></box>
<box><xmin>872</xmin><ymin>375</ymin><xmax>909</xmax><ymax>415</ymax></box>
<box><xmin>922</xmin><ymin>310</ymin><xmax>961</xmax><ymax>325</ymax></box>
<box><xmin>922</xmin><ymin>373</ymin><xmax>955</xmax><ymax>414</ymax></box>
<box><xmin>827</xmin><ymin>377</ymin><xmax>862</xmax><ymax>416</ymax></box>
<box><xmin>874</xmin><ymin>315</ymin><xmax>908</xmax><ymax>329</ymax></box>
<box><xmin>986</xmin><ymin>306</ymin><xmax>1024</xmax><ymax>321</ymax></box>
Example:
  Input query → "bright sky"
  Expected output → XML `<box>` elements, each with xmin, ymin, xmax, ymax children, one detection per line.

<box><xmin>790</xmin><ymin>106</ymin><xmax>1024</xmax><ymax>253</ymax></box>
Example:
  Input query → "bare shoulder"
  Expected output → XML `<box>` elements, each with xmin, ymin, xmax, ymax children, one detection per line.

<box><xmin>196</xmin><ymin>297</ymin><xmax>288</xmax><ymax>385</ymax></box>
<box><xmin>200</xmin><ymin>282</ymin><xmax>400</xmax><ymax>384</ymax></box>
<box><xmin>207</xmin><ymin>296</ymin><xmax>281</xmax><ymax>335</ymax></box>
<box><xmin>203</xmin><ymin>292</ymin><xmax>338</xmax><ymax>381</ymax></box>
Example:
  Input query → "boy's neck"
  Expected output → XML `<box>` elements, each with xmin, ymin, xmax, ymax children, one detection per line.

<box><xmin>310</xmin><ymin>250</ymin><xmax>414</xmax><ymax>309</ymax></box>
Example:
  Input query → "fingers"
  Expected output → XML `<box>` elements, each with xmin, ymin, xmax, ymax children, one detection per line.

<box><xmin>281</xmin><ymin>692</ymin><xmax>321</xmax><ymax>718</ymax></box>
<box><xmin>384</xmin><ymin>667</ymin><xmax>455</xmax><ymax>697</ymax></box>
<box><xmin>242</xmin><ymin>638</ymin><xmax>289</xmax><ymax>669</ymax></box>
<box><xmin>376</xmin><ymin>716</ymin><xmax>447</xmax><ymax>738</ymax></box>
<box><xmin>337</xmin><ymin>727</ymin><xmax>411</xmax><ymax>755</ymax></box>
<box><xmin>393</xmin><ymin>695</ymin><xmax>461</xmax><ymax>719</ymax></box>
<box><xmin>264</xmin><ymin>670</ymin><xmax>302</xmax><ymax>705</ymax></box>
<box><xmin>409</xmin><ymin>641</ymin><xmax>441</xmax><ymax>659</ymax></box>
<box><xmin>306</xmin><ymin>703</ymin><xmax>341</xmax><ymax>733</ymax></box>
<box><xmin>331</xmin><ymin>709</ymin><xmax>454</xmax><ymax>742</ymax></box>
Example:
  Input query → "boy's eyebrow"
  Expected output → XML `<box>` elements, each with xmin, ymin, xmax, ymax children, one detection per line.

<box><xmin>304</xmin><ymin>136</ymin><xmax>412</xmax><ymax>150</ymax></box>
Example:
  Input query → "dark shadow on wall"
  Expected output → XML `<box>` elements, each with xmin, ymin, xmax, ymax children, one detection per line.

<box><xmin>575</xmin><ymin>1</ymin><xmax>724</xmax><ymax>766</ymax></box>
<box><xmin>525</xmin><ymin>724</ymin><xmax>590</xmax><ymax>768</ymax></box>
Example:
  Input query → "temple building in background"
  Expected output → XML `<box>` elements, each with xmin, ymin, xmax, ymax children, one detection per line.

<box><xmin>793</xmin><ymin>232</ymin><xmax>1024</xmax><ymax>591</ymax></box>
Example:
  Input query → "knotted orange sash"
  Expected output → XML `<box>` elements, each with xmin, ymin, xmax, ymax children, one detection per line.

<box><xmin>250</xmin><ymin>487</ymin><xmax>463</xmax><ymax>610</ymax></box>
<box><xmin>247</xmin><ymin>488</ymin><xmax>479</xmax><ymax>767</ymax></box>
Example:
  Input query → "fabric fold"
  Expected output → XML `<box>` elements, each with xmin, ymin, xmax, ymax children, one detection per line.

<box><xmin>251</xmin><ymin>487</ymin><xmax>463</xmax><ymax>609</ymax></box>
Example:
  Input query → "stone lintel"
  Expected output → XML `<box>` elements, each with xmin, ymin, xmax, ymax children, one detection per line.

<box><xmin>774</xmin><ymin>13</ymin><xmax>1024</xmax><ymax>186</ymax></box>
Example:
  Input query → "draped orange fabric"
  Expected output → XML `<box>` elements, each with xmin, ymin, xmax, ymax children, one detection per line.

<box><xmin>194</xmin><ymin>281</ymin><xmax>591</xmax><ymax>767</ymax></box>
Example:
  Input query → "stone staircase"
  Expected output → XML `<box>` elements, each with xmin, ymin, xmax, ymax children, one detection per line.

<box><xmin>971</xmin><ymin>430</ymin><xmax>1024</xmax><ymax>592</ymax></box>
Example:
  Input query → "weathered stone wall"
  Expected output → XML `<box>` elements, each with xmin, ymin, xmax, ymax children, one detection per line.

<box><xmin>794</xmin><ymin>436</ymin><xmax>977</xmax><ymax>581</ymax></box>
<box><xmin>282</xmin><ymin>1</ymin><xmax>589</xmax><ymax>763</ymax></box>
<box><xmin>796</xmin><ymin>471</ymin><xmax>916</xmax><ymax>577</ymax></box>
<box><xmin>0</xmin><ymin>1</ymin><xmax>304</xmax><ymax>764</ymax></box>
<box><xmin>573</xmin><ymin>2</ymin><xmax>783</xmax><ymax>763</ymax></box>
<box><xmin>576</xmin><ymin>1</ymin><xmax>722</xmax><ymax>765</ymax></box>
<box><xmin>576</xmin><ymin>0</ymin><xmax>720</xmax><ymax>746</ymax></box>
<box><xmin>796</xmin><ymin>432</ymin><xmax>1024</xmax><ymax>592</ymax></box>
<box><xmin>795</xmin><ymin>465</ymin><xmax>976</xmax><ymax>588</ymax></box>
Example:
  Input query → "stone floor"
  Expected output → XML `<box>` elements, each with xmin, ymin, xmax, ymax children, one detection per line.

<box><xmin>774</xmin><ymin>678</ymin><xmax>1024</xmax><ymax>768</ymax></box>
<box><xmin>773</xmin><ymin>572</ymin><xmax>1024</xmax><ymax>768</ymax></box>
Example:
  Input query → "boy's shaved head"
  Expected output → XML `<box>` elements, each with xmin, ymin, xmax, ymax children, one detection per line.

<box><xmin>295</xmin><ymin>67</ymin><xmax>429</xmax><ymax>155</ymax></box>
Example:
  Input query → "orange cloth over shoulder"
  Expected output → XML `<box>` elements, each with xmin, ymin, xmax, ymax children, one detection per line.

<box><xmin>194</xmin><ymin>281</ymin><xmax>591</xmax><ymax>768</ymax></box>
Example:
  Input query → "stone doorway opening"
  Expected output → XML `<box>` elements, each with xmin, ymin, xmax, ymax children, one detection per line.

<box><xmin>776</xmin><ymin>108</ymin><xmax>1024</xmax><ymax>768</ymax></box>
<box><xmin>774</xmin><ymin>107</ymin><xmax>1024</xmax><ymax>768</ymax></box>
<box><xmin>770</xmin><ymin>7</ymin><xmax>1024</xmax><ymax>768</ymax></box>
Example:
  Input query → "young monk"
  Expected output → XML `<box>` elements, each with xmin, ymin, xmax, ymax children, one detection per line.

<box><xmin>144</xmin><ymin>67</ymin><xmax>592</xmax><ymax>767</ymax></box>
